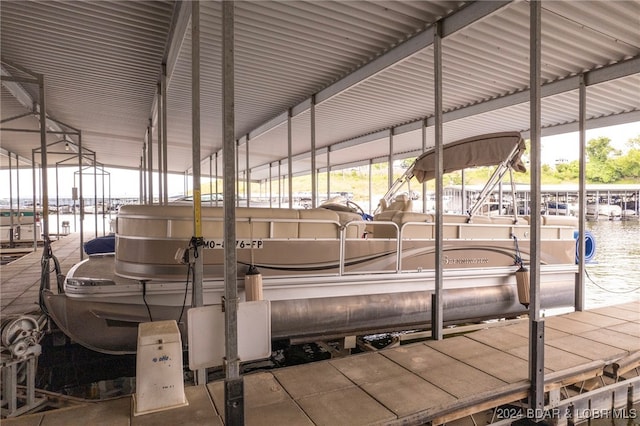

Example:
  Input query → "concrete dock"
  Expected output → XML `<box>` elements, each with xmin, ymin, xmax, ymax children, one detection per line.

<box><xmin>1</xmin><ymin>233</ymin><xmax>639</xmax><ymax>425</ymax></box>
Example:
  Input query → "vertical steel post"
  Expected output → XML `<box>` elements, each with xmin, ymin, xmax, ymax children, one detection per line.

<box><xmin>209</xmin><ymin>159</ymin><xmax>214</xmax><ymax>202</ymax></box>
<box><xmin>461</xmin><ymin>170</ymin><xmax>466</xmax><ymax>213</ymax></box>
<box><xmin>421</xmin><ymin>120</ymin><xmax>427</xmax><ymax>213</ymax></box>
<box><xmin>310</xmin><ymin>95</ymin><xmax>317</xmax><ymax>208</ymax></box>
<box><xmin>139</xmin><ymin>156</ymin><xmax>143</xmax><ymax>204</ymax></box>
<box><xmin>16</xmin><ymin>154</ymin><xmax>20</xmax><ymax>220</ymax></box>
<box><xmin>93</xmin><ymin>156</ymin><xmax>98</xmax><ymax>238</ymax></box>
<box><xmin>142</xmin><ymin>143</ymin><xmax>147</xmax><ymax>203</ymax></box>
<box><xmin>388</xmin><ymin>132</ymin><xmax>394</xmax><ymax>189</ymax></box>
<box><xmin>157</xmin><ymin>83</ymin><xmax>164</xmax><ymax>205</ymax></box>
<box><xmin>326</xmin><ymin>150</ymin><xmax>330</xmax><ymax>202</ymax></box>
<box><xmin>269</xmin><ymin>163</ymin><xmax>273</xmax><ymax>208</ymax></box>
<box><xmin>222</xmin><ymin>1</ymin><xmax>243</xmax><ymax>424</ymax></box>
<box><xmin>31</xmin><ymin>150</ymin><xmax>37</xmax><ymax>250</ymax></box>
<box><xmin>576</xmin><ymin>75</ymin><xmax>586</xmax><ymax>311</ymax></box>
<box><xmin>78</xmin><ymin>133</ymin><xmax>84</xmax><ymax>260</ymax></box>
<box><xmin>8</xmin><ymin>152</ymin><xmax>14</xmax><ymax>246</ymax></box>
<box><xmin>147</xmin><ymin>121</ymin><xmax>153</xmax><ymax>204</ymax></box>
<box><xmin>287</xmin><ymin>109</ymin><xmax>293</xmax><ymax>208</ymax></box>
<box><xmin>101</xmin><ymin>166</ymin><xmax>106</xmax><ymax>235</ymax></box>
<box><xmin>529</xmin><ymin>0</ymin><xmax>545</xmax><ymax>415</ymax></box>
<box><xmin>368</xmin><ymin>160</ymin><xmax>373</xmax><ymax>214</ymax></box>
<box><xmin>191</xmin><ymin>0</ymin><xmax>206</xmax><ymax>386</ymax></box>
<box><xmin>37</xmin><ymin>74</ymin><xmax>50</xmax><ymax>246</ymax></box>
<box><xmin>246</xmin><ymin>137</ymin><xmax>251</xmax><ymax>206</ymax></box>
<box><xmin>162</xmin><ymin>63</ymin><xmax>169</xmax><ymax>205</ymax></box>
<box><xmin>432</xmin><ymin>22</ymin><xmax>444</xmax><ymax>341</ymax></box>
<box><xmin>236</xmin><ymin>141</ymin><xmax>240</xmax><ymax>207</ymax></box>
<box><xmin>55</xmin><ymin>162</ymin><xmax>59</xmax><ymax>238</ymax></box>
<box><xmin>279</xmin><ymin>160</ymin><xmax>283</xmax><ymax>208</ymax></box>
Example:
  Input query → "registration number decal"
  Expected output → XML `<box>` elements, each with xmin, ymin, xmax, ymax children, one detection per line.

<box><xmin>203</xmin><ymin>239</ymin><xmax>263</xmax><ymax>249</ymax></box>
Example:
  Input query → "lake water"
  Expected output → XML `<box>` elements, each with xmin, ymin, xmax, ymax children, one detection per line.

<box><xmin>583</xmin><ymin>219</ymin><xmax>640</xmax><ymax>308</ymax></box>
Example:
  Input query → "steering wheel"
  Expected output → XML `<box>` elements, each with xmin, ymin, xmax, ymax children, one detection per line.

<box><xmin>346</xmin><ymin>200</ymin><xmax>373</xmax><ymax>221</ymax></box>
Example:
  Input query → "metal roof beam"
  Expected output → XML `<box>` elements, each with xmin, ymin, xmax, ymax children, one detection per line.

<box><xmin>149</xmin><ymin>0</ymin><xmax>191</xmax><ymax>126</ymax></box>
<box><xmin>1</xmin><ymin>64</ymin><xmax>80</xmax><ymax>138</ymax></box>
<box><xmin>1</xmin><ymin>65</ymin><xmax>36</xmax><ymax>110</ymax></box>
<box><xmin>248</xmin><ymin>1</ymin><xmax>512</xmax><ymax>141</ymax></box>
<box><xmin>421</xmin><ymin>56</ymin><xmax>640</xmax><ymax>129</ymax></box>
<box><xmin>315</xmin><ymin>1</ymin><xmax>510</xmax><ymax>105</ymax></box>
<box><xmin>247</xmin><ymin>55</ymin><xmax>639</xmax><ymax>179</ymax></box>
<box><xmin>330</xmin><ymin>129</ymin><xmax>391</xmax><ymax>152</ymax></box>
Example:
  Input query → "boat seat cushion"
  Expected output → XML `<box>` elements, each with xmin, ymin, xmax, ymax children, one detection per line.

<box><xmin>542</xmin><ymin>215</ymin><xmax>578</xmax><ymax>227</ymax></box>
<box><xmin>385</xmin><ymin>194</ymin><xmax>413</xmax><ymax>212</ymax></box>
<box><xmin>236</xmin><ymin>207</ymin><xmax>299</xmax><ymax>238</ymax></box>
<box><xmin>334</xmin><ymin>211</ymin><xmax>367</xmax><ymax>238</ymax></box>
<box><xmin>393</xmin><ymin>212</ymin><xmax>434</xmax><ymax>239</ymax></box>
<box><xmin>298</xmin><ymin>209</ymin><xmax>341</xmax><ymax>238</ymax></box>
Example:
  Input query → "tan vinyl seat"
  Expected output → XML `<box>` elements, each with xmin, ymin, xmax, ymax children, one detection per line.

<box><xmin>298</xmin><ymin>209</ymin><xmax>341</xmax><ymax>238</ymax></box>
<box><xmin>385</xmin><ymin>194</ymin><xmax>413</xmax><ymax>212</ymax></box>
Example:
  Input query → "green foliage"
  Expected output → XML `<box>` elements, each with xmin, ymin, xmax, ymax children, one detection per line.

<box><xmin>586</xmin><ymin>161</ymin><xmax>621</xmax><ymax>183</ymax></box>
<box><xmin>615</xmin><ymin>149</ymin><xmax>640</xmax><ymax>179</ymax></box>
<box><xmin>543</xmin><ymin>135</ymin><xmax>639</xmax><ymax>184</ymax></box>
<box><xmin>626</xmin><ymin>135</ymin><xmax>640</xmax><ymax>150</ymax></box>
<box><xmin>586</xmin><ymin>136</ymin><xmax>620</xmax><ymax>162</ymax></box>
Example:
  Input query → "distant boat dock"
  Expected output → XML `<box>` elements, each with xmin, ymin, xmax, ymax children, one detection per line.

<box><xmin>442</xmin><ymin>183</ymin><xmax>640</xmax><ymax>219</ymax></box>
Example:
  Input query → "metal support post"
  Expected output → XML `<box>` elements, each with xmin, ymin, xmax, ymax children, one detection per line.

<box><xmin>530</xmin><ymin>319</ymin><xmax>545</xmax><ymax>416</ymax></box>
<box><xmin>529</xmin><ymin>0</ymin><xmax>545</xmax><ymax>415</ymax></box>
<box><xmin>191</xmin><ymin>0</ymin><xmax>206</xmax><ymax>386</ymax></box>
<box><xmin>576</xmin><ymin>75</ymin><xmax>587</xmax><ymax>311</ymax></box>
<box><xmin>38</xmin><ymin>73</ymin><xmax>49</xmax><ymax>243</ymax></box>
<box><xmin>223</xmin><ymin>2</ymin><xmax>244</xmax><ymax>425</ymax></box>
<box><xmin>157</xmin><ymin>83</ymin><xmax>163</xmax><ymax>204</ymax></box>
<box><xmin>162</xmin><ymin>63</ymin><xmax>169</xmax><ymax>205</ymax></box>
<box><xmin>432</xmin><ymin>21</ymin><xmax>444</xmax><ymax>341</ymax></box>
<box><xmin>310</xmin><ymin>95</ymin><xmax>317</xmax><ymax>208</ymax></box>
<box><xmin>147</xmin><ymin>121</ymin><xmax>153</xmax><ymax>204</ymax></box>
<box><xmin>287</xmin><ymin>109</ymin><xmax>293</xmax><ymax>208</ymax></box>
<box><xmin>246</xmin><ymin>136</ymin><xmax>251</xmax><ymax>206</ymax></box>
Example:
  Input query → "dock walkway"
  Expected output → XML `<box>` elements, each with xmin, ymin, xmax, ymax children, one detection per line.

<box><xmin>1</xmin><ymin>233</ymin><xmax>86</xmax><ymax>317</ymax></box>
<box><xmin>1</xmin><ymin>234</ymin><xmax>639</xmax><ymax>425</ymax></box>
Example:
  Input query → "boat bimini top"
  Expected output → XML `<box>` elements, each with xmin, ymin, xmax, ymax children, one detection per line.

<box><xmin>375</xmin><ymin>132</ymin><xmax>527</xmax><ymax>218</ymax></box>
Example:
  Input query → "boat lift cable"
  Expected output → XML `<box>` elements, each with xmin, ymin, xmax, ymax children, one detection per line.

<box><xmin>511</xmin><ymin>233</ymin><xmax>525</xmax><ymax>268</ymax></box>
<box><xmin>177</xmin><ymin>260</ymin><xmax>192</xmax><ymax>326</ymax></box>
<box><xmin>175</xmin><ymin>237</ymin><xmax>202</xmax><ymax>326</ymax></box>
<box><xmin>140</xmin><ymin>280</ymin><xmax>153</xmax><ymax>322</ymax></box>
<box><xmin>584</xmin><ymin>268</ymin><xmax>640</xmax><ymax>294</ymax></box>
<box><xmin>39</xmin><ymin>236</ymin><xmax>64</xmax><ymax>316</ymax></box>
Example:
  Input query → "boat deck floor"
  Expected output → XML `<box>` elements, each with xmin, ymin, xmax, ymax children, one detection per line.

<box><xmin>2</xmin><ymin>234</ymin><xmax>639</xmax><ymax>425</ymax></box>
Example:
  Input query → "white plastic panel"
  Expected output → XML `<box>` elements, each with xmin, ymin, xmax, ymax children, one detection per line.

<box><xmin>187</xmin><ymin>300</ymin><xmax>271</xmax><ymax>370</ymax></box>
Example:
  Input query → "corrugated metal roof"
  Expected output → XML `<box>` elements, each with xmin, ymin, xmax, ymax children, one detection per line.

<box><xmin>1</xmin><ymin>0</ymin><xmax>639</xmax><ymax>186</ymax></box>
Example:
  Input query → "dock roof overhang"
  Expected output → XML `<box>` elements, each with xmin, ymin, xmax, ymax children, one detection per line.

<box><xmin>1</xmin><ymin>1</ymin><xmax>639</xmax><ymax>180</ymax></box>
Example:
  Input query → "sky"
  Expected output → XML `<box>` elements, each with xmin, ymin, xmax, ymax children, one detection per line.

<box><xmin>1</xmin><ymin>121</ymin><xmax>639</xmax><ymax>200</ymax></box>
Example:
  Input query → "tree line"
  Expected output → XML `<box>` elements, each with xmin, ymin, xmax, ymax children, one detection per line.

<box><xmin>542</xmin><ymin>135</ymin><xmax>640</xmax><ymax>184</ymax></box>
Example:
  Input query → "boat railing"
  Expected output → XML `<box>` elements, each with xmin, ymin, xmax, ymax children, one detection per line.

<box><xmin>341</xmin><ymin>220</ymin><xmax>401</xmax><ymax>275</ymax></box>
<box><xmin>114</xmin><ymin>205</ymin><xmax>578</xmax><ymax>281</ymax></box>
<box><xmin>341</xmin><ymin>215</ymin><xmax>577</xmax><ymax>274</ymax></box>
